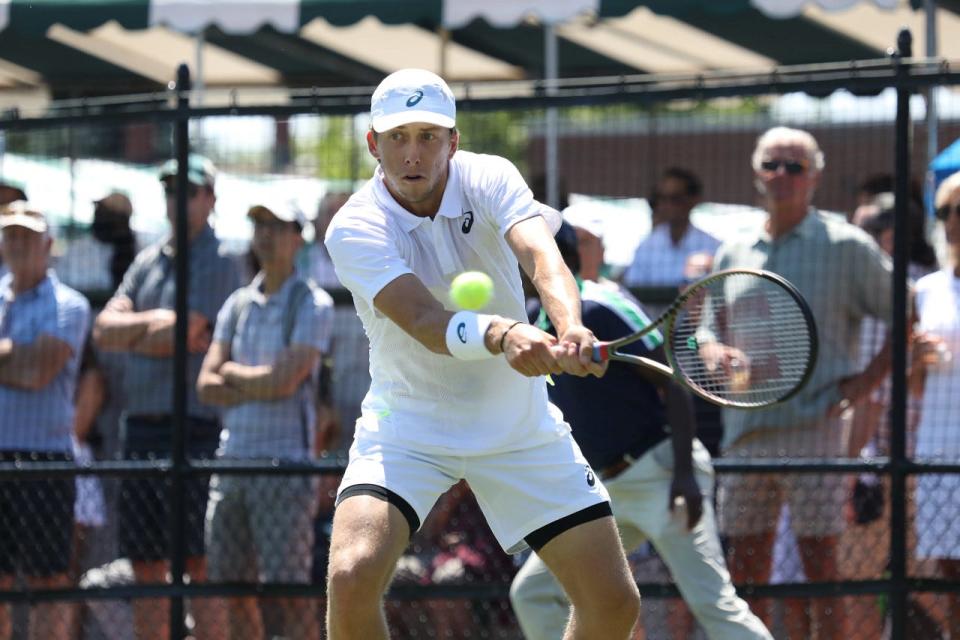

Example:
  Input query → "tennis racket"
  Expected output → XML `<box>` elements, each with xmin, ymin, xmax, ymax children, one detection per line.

<box><xmin>593</xmin><ymin>269</ymin><xmax>818</xmax><ymax>409</ymax></box>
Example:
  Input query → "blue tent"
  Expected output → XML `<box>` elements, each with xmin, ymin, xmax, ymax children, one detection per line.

<box><xmin>931</xmin><ymin>137</ymin><xmax>960</xmax><ymax>191</ymax></box>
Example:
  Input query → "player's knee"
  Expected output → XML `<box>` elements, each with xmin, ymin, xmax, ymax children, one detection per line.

<box><xmin>326</xmin><ymin>543</ymin><xmax>393</xmax><ymax>605</ymax></box>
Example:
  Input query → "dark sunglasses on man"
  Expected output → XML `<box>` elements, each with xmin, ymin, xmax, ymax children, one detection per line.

<box><xmin>935</xmin><ymin>203</ymin><xmax>960</xmax><ymax>221</ymax></box>
<box><xmin>759</xmin><ymin>159</ymin><xmax>808</xmax><ymax>175</ymax></box>
<box><xmin>164</xmin><ymin>184</ymin><xmax>200</xmax><ymax>199</ymax></box>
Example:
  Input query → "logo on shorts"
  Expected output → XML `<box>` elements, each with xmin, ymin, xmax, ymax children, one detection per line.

<box><xmin>461</xmin><ymin>211</ymin><xmax>474</xmax><ymax>233</ymax></box>
<box><xmin>457</xmin><ymin>322</ymin><xmax>467</xmax><ymax>343</ymax></box>
<box><xmin>585</xmin><ymin>466</ymin><xmax>596</xmax><ymax>487</ymax></box>
<box><xmin>406</xmin><ymin>91</ymin><xmax>424</xmax><ymax>107</ymax></box>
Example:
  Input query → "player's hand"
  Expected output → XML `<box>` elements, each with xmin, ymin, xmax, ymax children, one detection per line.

<box><xmin>501</xmin><ymin>323</ymin><xmax>565</xmax><ymax>378</ymax></box>
<box><xmin>557</xmin><ymin>324</ymin><xmax>607</xmax><ymax>378</ymax></box>
<box><xmin>669</xmin><ymin>473</ymin><xmax>704</xmax><ymax>531</ymax></box>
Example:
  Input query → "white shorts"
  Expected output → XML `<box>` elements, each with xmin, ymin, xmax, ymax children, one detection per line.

<box><xmin>337</xmin><ymin>433</ymin><xmax>611</xmax><ymax>554</ymax></box>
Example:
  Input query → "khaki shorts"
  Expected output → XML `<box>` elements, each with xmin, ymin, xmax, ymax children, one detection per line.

<box><xmin>719</xmin><ymin>419</ymin><xmax>848</xmax><ymax>538</ymax></box>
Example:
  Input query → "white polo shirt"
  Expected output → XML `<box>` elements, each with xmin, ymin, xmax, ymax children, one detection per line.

<box><xmin>326</xmin><ymin>150</ymin><xmax>566</xmax><ymax>456</ymax></box>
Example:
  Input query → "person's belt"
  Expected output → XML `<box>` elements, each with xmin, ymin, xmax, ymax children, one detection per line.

<box><xmin>599</xmin><ymin>451</ymin><xmax>642</xmax><ymax>481</ymax></box>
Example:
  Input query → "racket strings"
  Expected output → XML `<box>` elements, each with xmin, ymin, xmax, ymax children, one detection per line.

<box><xmin>671</xmin><ymin>273</ymin><xmax>815</xmax><ymax>407</ymax></box>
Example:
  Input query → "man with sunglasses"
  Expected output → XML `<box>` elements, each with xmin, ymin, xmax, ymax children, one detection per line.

<box><xmin>712</xmin><ymin>127</ymin><xmax>894</xmax><ymax>640</ymax></box>
<box><xmin>93</xmin><ymin>154</ymin><xmax>239</xmax><ymax>640</ymax></box>
<box><xmin>624</xmin><ymin>167</ymin><xmax>720</xmax><ymax>288</ymax></box>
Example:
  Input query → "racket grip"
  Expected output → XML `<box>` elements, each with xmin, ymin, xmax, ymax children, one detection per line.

<box><xmin>592</xmin><ymin>343</ymin><xmax>609</xmax><ymax>362</ymax></box>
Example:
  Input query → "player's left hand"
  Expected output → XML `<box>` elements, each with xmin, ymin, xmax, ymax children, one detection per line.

<box><xmin>556</xmin><ymin>324</ymin><xmax>607</xmax><ymax>378</ymax></box>
<box><xmin>669</xmin><ymin>473</ymin><xmax>704</xmax><ymax>531</ymax></box>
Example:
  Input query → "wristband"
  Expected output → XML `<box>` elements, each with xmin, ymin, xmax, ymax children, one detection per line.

<box><xmin>499</xmin><ymin>321</ymin><xmax>524</xmax><ymax>353</ymax></box>
<box><xmin>445</xmin><ymin>312</ymin><xmax>495</xmax><ymax>360</ymax></box>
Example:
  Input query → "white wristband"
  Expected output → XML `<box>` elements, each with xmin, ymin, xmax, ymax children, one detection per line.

<box><xmin>445</xmin><ymin>312</ymin><xmax>495</xmax><ymax>360</ymax></box>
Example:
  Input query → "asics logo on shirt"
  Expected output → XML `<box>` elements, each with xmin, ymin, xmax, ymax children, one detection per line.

<box><xmin>461</xmin><ymin>211</ymin><xmax>474</xmax><ymax>233</ymax></box>
<box><xmin>406</xmin><ymin>91</ymin><xmax>424</xmax><ymax>107</ymax></box>
<box><xmin>457</xmin><ymin>322</ymin><xmax>467</xmax><ymax>343</ymax></box>
<box><xmin>585</xmin><ymin>466</ymin><xmax>596</xmax><ymax>487</ymax></box>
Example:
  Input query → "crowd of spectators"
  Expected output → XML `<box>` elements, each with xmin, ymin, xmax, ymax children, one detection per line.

<box><xmin>0</xmin><ymin>122</ymin><xmax>959</xmax><ymax>639</ymax></box>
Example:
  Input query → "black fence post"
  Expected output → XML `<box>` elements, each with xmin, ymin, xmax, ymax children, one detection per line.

<box><xmin>171</xmin><ymin>63</ymin><xmax>191</xmax><ymax>640</ymax></box>
<box><xmin>890</xmin><ymin>27</ymin><xmax>912</xmax><ymax>640</ymax></box>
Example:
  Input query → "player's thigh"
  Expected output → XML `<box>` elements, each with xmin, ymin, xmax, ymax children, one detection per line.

<box><xmin>327</xmin><ymin>494</ymin><xmax>413</xmax><ymax>592</ymax></box>
<box><xmin>465</xmin><ymin>433</ymin><xmax>610</xmax><ymax>555</ymax></box>
<box><xmin>536</xmin><ymin>515</ymin><xmax>637</xmax><ymax>606</ymax></box>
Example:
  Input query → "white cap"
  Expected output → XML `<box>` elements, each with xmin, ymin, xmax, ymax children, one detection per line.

<box><xmin>370</xmin><ymin>68</ymin><xmax>456</xmax><ymax>133</ymax></box>
<box><xmin>561</xmin><ymin>203</ymin><xmax>605</xmax><ymax>243</ymax></box>
<box><xmin>0</xmin><ymin>201</ymin><xmax>48</xmax><ymax>234</ymax></box>
<box><xmin>248</xmin><ymin>201</ymin><xmax>308</xmax><ymax>229</ymax></box>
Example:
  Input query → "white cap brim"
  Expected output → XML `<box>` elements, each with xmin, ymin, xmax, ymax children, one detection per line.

<box><xmin>0</xmin><ymin>213</ymin><xmax>47</xmax><ymax>234</ymax></box>
<box><xmin>372</xmin><ymin>110</ymin><xmax>455</xmax><ymax>133</ymax></box>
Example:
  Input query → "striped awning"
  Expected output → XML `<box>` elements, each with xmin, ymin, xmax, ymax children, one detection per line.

<box><xmin>0</xmin><ymin>0</ymin><xmax>950</xmax><ymax>102</ymax></box>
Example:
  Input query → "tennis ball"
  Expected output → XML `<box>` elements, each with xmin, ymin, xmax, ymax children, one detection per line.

<box><xmin>450</xmin><ymin>271</ymin><xmax>494</xmax><ymax>310</ymax></box>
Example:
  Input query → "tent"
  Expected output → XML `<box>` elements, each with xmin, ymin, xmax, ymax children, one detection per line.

<box><xmin>0</xmin><ymin>0</ymin><xmax>955</xmax><ymax>103</ymax></box>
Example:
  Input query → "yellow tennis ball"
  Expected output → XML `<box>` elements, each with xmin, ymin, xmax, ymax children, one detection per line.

<box><xmin>450</xmin><ymin>271</ymin><xmax>494</xmax><ymax>310</ymax></box>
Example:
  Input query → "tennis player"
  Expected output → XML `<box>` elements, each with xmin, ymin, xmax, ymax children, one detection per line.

<box><xmin>323</xmin><ymin>68</ymin><xmax>641</xmax><ymax>639</ymax></box>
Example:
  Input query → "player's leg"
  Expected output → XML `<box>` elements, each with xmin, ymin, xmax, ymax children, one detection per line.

<box><xmin>326</xmin><ymin>439</ymin><xmax>454</xmax><ymax>640</ymax></box>
<box><xmin>535</xmin><ymin>515</ymin><xmax>641</xmax><ymax>639</ymax></box>
<box><xmin>509</xmin><ymin>548</ymin><xmax>569</xmax><ymax>640</ymax></box>
<box><xmin>325</xmin><ymin>494</ymin><xmax>414</xmax><ymax>639</ymax></box>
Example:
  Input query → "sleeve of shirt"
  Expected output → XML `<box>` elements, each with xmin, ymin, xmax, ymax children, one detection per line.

<box><xmin>48</xmin><ymin>291</ymin><xmax>91</xmax><ymax>356</ymax></box>
<box><xmin>849</xmin><ymin>234</ymin><xmax>894</xmax><ymax>321</ymax></box>
<box><xmin>114</xmin><ymin>247</ymin><xmax>151</xmax><ymax>306</ymax></box>
<box><xmin>211</xmin><ymin>290</ymin><xmax>241</xmax><ymax>345</ymax></box>
<box><xmin>477</xmin><ymin>156</ymin><xmax>561</xmax><ymax>235</ymax></box>
<box><xmin>291</xmin><ymin>287</ymin><xmax>334</xmax><ymax>353</ymax></box>
<box><xmin>194</xmin><ymin>255</ymin><xmax>241</xmax><ymax>325</ymax></box>
<box><xmin>325</xmin><ymin>213</ymin><xmax>413</xmax><ymax>306</ymax></box>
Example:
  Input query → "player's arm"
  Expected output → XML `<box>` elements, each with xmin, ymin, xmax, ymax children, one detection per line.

<box><xmin>505</xmin><ymin>216</ymin><xmax>604</xmax><ymax>377</ymax></box>
<box><xmin>373</xmin><ymin>274</ymin><xmax>564</xmax><ymax>377</ymax></box>
<box><xmin>0</xmin><ymin>334</ymin><xmax>74</xmax><ymax>391</ymax></box>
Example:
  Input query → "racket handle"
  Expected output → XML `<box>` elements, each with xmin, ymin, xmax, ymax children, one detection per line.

<box><xmin>592</xmin><ymin>343</ymin><xmax>609</xmax><ymax>362</ymax></box>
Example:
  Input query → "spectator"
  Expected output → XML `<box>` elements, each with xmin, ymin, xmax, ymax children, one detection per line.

<box><xmin>57</xmin><ymin>192</ymin><xmax>137</xmax><ymax>295</ymax></box>
<box><xmin>511</xmin><ymin>223</ymin><xmax>771</xmax><ymax>640</ymax></box>
<box><xmin>299</xmin><ymin>190</ymin><xmax>368</xmax><ymax>453</ymax></box>
<box><xmin>714</xmin><ymin>126</ymin><xmax>893</xmax><ymax>639</ymax></box>
<box><xmin>0</xmin><ymin>178</ymin><xmax>26</xmax><ymax>206</ymax></box>
<box><xmin>911</xmin><ymin>170</ymin><xmax>960</xmax><ymax>638</ymax></box>
<box><xmin>93</xmin><ymin>154</ymin><xmax>239</xmax><ymax>640</ymax></box>
<box><xmin>623</xmin><ymin>168</ymin><xmax>720</xmax><ymax>288</ymax></box>
<box><xmin>299</xmin><ymin>191</ymin><xmax>352</xmax><ymax>290</ymax></box>
<box><xmin>0</xmin><ymin>202</ymin><xmax>90</xmax><ymax>640</ymax></box>
<box><xmin>198</xmin><ymin>201</ymin><xmax>333</xmax><ymax>640</ymax></box>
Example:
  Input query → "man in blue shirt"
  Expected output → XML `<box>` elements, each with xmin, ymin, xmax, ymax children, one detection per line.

<box><xmin>199</xmin><ymin>201</ymin><xmax>333</xmax><ymax>640</ymax></box>
<box><xmin>0</xmin><ymin>202</ymin><xmax>90</xmax><ymax>640</ymax></box>
<box><xmin>511</xmin><ymin>223</ymin><xmax>770</xmax><ymax>640</ymax></box>
<box><xmin>93</xmin><ymin>155</ymin><xmax>239</xmax><ymax>640</ymax></box>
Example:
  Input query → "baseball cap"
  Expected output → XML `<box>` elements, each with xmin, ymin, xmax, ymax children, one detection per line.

<box><xmin>561</xmin><ymin>202</ymin><xmax>605</xmax><ymax>242</ymax></box>
<box><xmin>248</xmin><ymin>201</ymin><xmax>308</xmax><ymax>230</ymax></box>
<box><xmin>0</xmin><ymin>201</ymin><xmax>48</xmax><ymax>234</ymax></box>
<box><xmin>159</xmin><ymin>154</ymin><xmax>217</xmax><ymax>188</ymax></box>
<box><xmin>94</xmin><ymin>192</ymin><xmax>134</xmax><ymax>217</ymax></box>
<box><xmin>370</xmin><ymin>68</ymin><xmax>456</xmax><ymax>133</ymax></box>
<box><xmin>0</xmin><ymin>176</ymin><xmax>27</xmax><ymax>203</ymax></box>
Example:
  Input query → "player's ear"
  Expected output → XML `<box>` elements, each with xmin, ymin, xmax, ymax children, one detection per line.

<box><xmin>448</xmin><ymin>128</ymin><xmax>459</xmax><ymax>158</ymax></box>
<box><xmin>367</xmin><ymin>130</ymin><xmax>381</xmax><ymax>161</ymax></box>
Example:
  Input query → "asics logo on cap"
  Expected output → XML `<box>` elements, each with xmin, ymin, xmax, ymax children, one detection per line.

<box><xmin>457</xmin><ymin>322</ymin><xmax>467</xmax><ymax>343</ymax></box>
<box><xmin>406</xmin><ymin>91</ymin><xmax>424</xmax><ymax>107</ymax></box>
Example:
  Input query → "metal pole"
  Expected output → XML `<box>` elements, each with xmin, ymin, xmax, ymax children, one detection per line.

<box><xmin>170</xmin><ymin>63</ymin><xmax>191</xmax><ymax>640</ymax></box>
<box><xmin>890</xmin><ymin>28</ymin><xmax>912</xmax><ymax>640</ymax></box>
<box><xmin>544</xmin><ymin>23</ymin><xmax>559</xmax><ymax>210</ymax></box>
<box><xmin>925</xmin><ymin>0</ymin><xmax>939</xmax><ymax>215</ymax></box>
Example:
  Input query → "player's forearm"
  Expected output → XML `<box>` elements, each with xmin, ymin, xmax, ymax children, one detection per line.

<box><xmin>531</xmin><ymin>260</ymin><xmax>582</xmax><ymax>337</ymax></box>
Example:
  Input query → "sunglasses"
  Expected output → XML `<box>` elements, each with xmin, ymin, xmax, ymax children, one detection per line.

<box><xmin>936</xmin><ymin>203</ymin><xmax>960</xmax><ymax>221</ymax></box>
<box><xmin>164</xmin><ymin>184</ymin><xmax>200</xmax><ymax>199</ymax></box>
<box><xmin>759</xmin><ymin>159</ymin><xmax>808</xmax><ymax>175</ymax></box>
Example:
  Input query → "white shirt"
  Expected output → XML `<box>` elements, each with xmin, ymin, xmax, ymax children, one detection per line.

<box><xmin>623</xmin><ymin>223</ymin><xmax>721</xmax><ymax>287</ymax></box>
<box><xmin>326</xmin><ymin>150</ymin><xmax>565</xmax><ymax>455</ymax></box>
